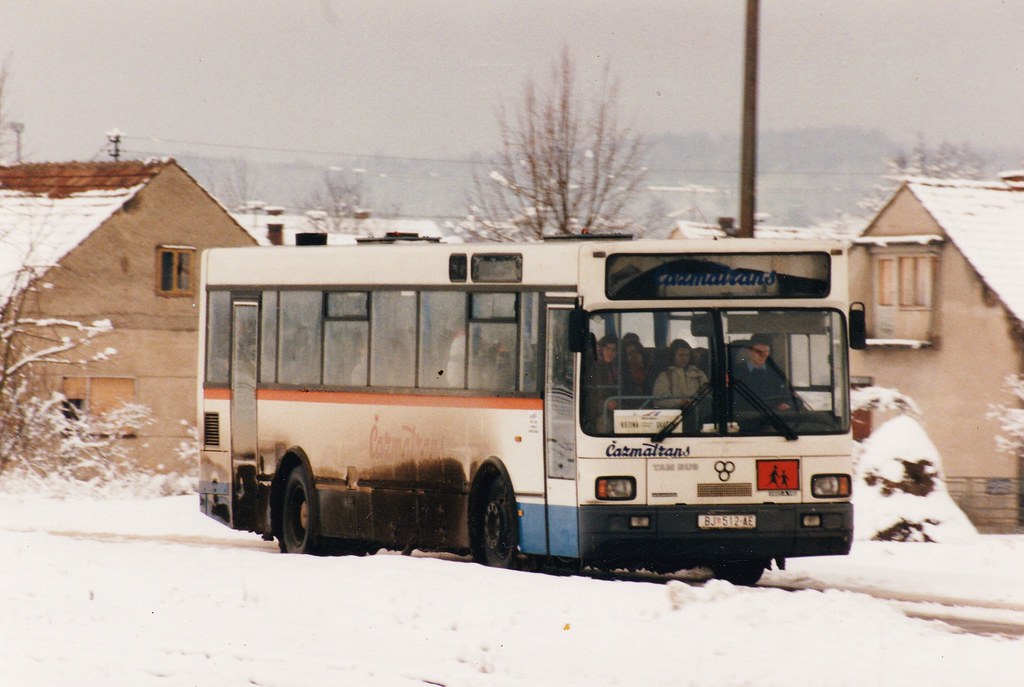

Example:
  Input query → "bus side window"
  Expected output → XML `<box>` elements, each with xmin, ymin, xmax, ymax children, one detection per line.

<box><xmin>371</xmin><ymin>291</ymin><xmax>417</xmax><ymax>388</ymax></box>
<box><xmin>205</xmin><ymin>290</ymin><xmax>231</xmax><ymax>386</ymax></box>
<box><xmin>419</xmin><ymin>291</ymin><xmax>467</xmax><ymax>389</ymax></box>
<box><xmin>468</xmin><ymin>293</ymin><xmax>517</xmax><ymax>391</ymax></box>
<box><xmin>278</xmin><ymin>291</ymin><xmax>323</xmax><ymax>387</ymax></box>
<box><xmin>323</xmin><ymin>292</ymin><xmax>369</xmax><ymax>387</ymax></box>
<box><xmin>518</xmin><ymin>292</ymin><xmax>540</xmax><ymax>392</ymax></box>
<box><xmin>259</xmin><ymin>291</ymin><xmax>278</xmax><ymax>384</ymax></box>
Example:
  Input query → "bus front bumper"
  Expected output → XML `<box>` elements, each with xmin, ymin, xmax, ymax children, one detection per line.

<box><xmin>577</xmin><ymin>502</ymin><xmax>852</xmax><ymax>571</ymax></box>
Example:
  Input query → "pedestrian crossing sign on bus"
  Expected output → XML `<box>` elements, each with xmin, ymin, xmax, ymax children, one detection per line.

<box><xmin>756</xmin><ymin>459</ymin><xmax>799</xmax><ymax>492</ymax></box>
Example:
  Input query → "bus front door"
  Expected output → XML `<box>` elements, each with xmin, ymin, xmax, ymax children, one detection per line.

<box><xmin>544</xmin><ymin>305</ymin><xmax>580</xmax><ymax>557</ymax></box>
<box><xmin>230</xmin><ymin>300</ymin><xmax>260</xmax><ymax>530</ymax></box>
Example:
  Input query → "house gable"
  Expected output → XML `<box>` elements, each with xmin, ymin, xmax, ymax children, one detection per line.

<box><xmin>36</xmin><ymin>161</ymin><xmax>256</xmax><ymax>330</ymax></box>
<box><xmin>862</xmin><ymin>183</ymin><xmax>945</xmax><ymax>238</ymax></box>
<box><xmin>850</xmin><ymin>175</ymin><xmax>1024</xmax><ymax>529</ymax></box>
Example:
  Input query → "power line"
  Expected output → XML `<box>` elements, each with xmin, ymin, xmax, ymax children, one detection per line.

<box><xmin>122</xmin><ymin>135</ymin><xmax>483</xmax><ymax>167</ymax></box>
<box><xmin>123</xmin><ymin>134</ymin><xmax>888</xmax><ymax>180</ymax></box>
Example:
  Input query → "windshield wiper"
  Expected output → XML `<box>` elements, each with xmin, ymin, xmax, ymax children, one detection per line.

<box><xmin>652</xmin><ymin>382</ymin><xmax>711</xmax><ymax>443</ymax></box>
<box><xmin>730</xmin><ymin>377</ymin><xmax>799</xmax><ymax>441</ymax></box>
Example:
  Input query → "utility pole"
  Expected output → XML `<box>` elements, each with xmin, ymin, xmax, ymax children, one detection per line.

<box><xmin>738</xmin><ymin>0</ymin><xmax>759</xmax><ymax>238</ymax></box>
<box><xmin>9</xmin><ymin>122</ymin><xmax>23</xmax><ymax>163</ymax></box>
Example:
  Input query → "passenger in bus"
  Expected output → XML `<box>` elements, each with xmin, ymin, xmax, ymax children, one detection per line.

<box><xmin>652</xmin><ymin>339</ymin><xmax>708</xmax><ymax>408</ymax></box>
<box><xmin>691</xmin><ymin>346</ymin><xmax>711</xmax><ymax>377</ymax></box>
<box><xmin>445</xmin><ymin>328</ymin><xmax>466</xmax><ymax>387</ymax></box>
<box><xmin>585</xmin><ymin>335</ymin><xmax>619</xmax><ymax>432</ymax></box>
<box><xmin>619</xmin><ymin>337</ymin><xmax>649</xmax><ymax>406</ymax></box>
<box><xmin>731</xmin><ymin>334</ymin><xmax>796</xmax><ymax>412</ymax></box>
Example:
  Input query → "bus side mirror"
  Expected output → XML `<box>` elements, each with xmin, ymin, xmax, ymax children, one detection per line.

<box><xmin>568</xmin><ymin>306</ymin><xmax>589</xmax><ymax>353</ymax></box>
<box><xmin>849</xmin><ymin>302</ymin><xmax>867</xmax><ymax>350</ymax></box>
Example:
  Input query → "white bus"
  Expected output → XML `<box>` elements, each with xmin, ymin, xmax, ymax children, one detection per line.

<box><xmin>198</xmin><ymin>235</ymin><xmax>864</xmax><ymax>584</ymax></box>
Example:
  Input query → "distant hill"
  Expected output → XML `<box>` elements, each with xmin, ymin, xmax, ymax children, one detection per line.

<box><xmin>172</xmin><ymin>127</ymin><xmax>1022</xmax><ymax>229</ymax></box>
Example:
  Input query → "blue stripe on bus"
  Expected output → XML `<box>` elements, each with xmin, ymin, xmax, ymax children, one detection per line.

<box><xmin>546</xmin><ymin>504</ymin><xmax>580</xmax><ymax>558</ymax></box>
<box><xmin>518</xmin><ymin>502</ymin><xmax>548</xmax><ymax>555</ymax></box>
<box><xmin>518</xmin><ymin>502</ymin><xmax>579</xmax><ymax>558</ymax></box>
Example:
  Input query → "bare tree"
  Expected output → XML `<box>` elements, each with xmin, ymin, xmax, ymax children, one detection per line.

<box><xmin>466</xmin><ymin>48</ymin><xmax>648</xmax><ymax>241</ymax></box>
<box><xmin>890</xmin><ymin>136</ymin><xmax>984</xmax><ymax>180</ymax></box>
<box><xmin>0</xmin><ymin>55</ymin><xmax>15</xmax><ymax>161</ymax></box>
<box><xmin>212</xmin><ymin>158</ymin><xmax>265</xmax><ymax>211</ymax></box>
<box><xmin>304</xmin><ymin>168</ymin><xmax>370</xmax><ymax>233</ymax></box>
<box><xmin>858</xmin><ymin>136</ymin><xmax>986</xmax><ymax>217</ymax></box>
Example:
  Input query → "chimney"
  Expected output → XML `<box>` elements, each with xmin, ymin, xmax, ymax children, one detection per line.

<box><xmin>267</xmin><ymin>224</ymin><xmax>284</xmax><ymax>246</ymax></box>
<box><xmin>718</xmin><ymin>217</ymin><xmax>737</xmax><ymax>237</ymax></box>
<box><xmin>265</xmin><ymin>206</ymin><xmax>285</xmax><ymax>245</ymax></box>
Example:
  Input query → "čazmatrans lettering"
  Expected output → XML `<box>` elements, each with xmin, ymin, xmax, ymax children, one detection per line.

<box><xmin>656</xmin><ymin>265</ymin><xmax>777</xmax><ymax>288</ymax></box>
<box><xmin>605</xmin><ymin>442</ymin><xmax>691</xmax><ymax>458</ymax></box>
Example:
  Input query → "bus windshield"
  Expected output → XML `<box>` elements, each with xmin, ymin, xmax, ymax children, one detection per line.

<box><xmin>580</xmin><ymin>309</ymin><xmax>850</xmax><ymax>438</ymax></box>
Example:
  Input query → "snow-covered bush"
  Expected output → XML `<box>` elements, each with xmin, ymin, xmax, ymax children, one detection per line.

<box><xmin>0</xmin><ymin>379</ymin><xmax>180</xmax><ymax>496</ymax></box>
<box><xmin>852</xmin><ymin>387</ymin><xmax>977</xmax><ymax>542</ymax></box>
<box><xmin>988</xmin><ymin>374</ymin><xmax>1024</xmax><ymax>456</ymax></box>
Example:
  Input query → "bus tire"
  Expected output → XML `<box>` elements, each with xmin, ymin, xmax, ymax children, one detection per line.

<box><xmin>711</xmin><ymin>559</ymin><xmax>766</xmax><ymax>586</ymax></box>
<box><xmin>279</xmin><ymin>466</ymin><xmax>319</xmax><ymax>554</ymax></box>
<box><xmin>473</xmin><ymin>476</ymin><xmax>521</xmax><ymax>570</ymax></box>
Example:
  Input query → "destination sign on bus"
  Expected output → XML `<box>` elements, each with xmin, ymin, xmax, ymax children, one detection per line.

<box><xmin>605</xmin><ymin>252</ymin><xmax>831</xmax><ymax>300</ymax></box>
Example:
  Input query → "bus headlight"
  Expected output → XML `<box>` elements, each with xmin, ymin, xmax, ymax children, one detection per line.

<box><xmin>596</xmin><ymin>477</ymin><xmax>636</xmax><ymax>501</ymax></box>
<box><xmin>812</xmin><ymin>474</ymin><xmax>851</xmax><ymax>498</ymax></box>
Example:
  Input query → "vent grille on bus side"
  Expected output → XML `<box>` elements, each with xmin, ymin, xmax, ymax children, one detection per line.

<box><xmin>697</xmin><ymin>483</ymin><xmax>752</xmax><ymax>498</ymax></box>
<box><xmin>203</xmin><ymin>412</ymin><xmax>221</xmax><ymax>448</ymax></box>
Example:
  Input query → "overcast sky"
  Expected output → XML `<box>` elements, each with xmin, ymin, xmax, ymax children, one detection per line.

<box><xmin>2</xmin><ymin>1</ymin><xmax>1023</xmax><ymax>165</ymax></box>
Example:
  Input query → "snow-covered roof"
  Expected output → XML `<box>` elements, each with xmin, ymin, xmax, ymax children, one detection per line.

<box><xmin>0</xmin><ymin>161</ymin><xmax>169</xmax><ymax>298</ymax></box>
<box><xmin>672</xmin><ymin>220</ymin><xmax>861</xmax><ymax>243</ymax></box>
<box><xmin>901</xmin><ymin>177</ymin><xmax>1024</xmax><ymax>323</ymax></box>
<box><xmin>230</xmin><ymin>210</ymin><xmax>451</xmax><ymax>246</ymax></box>
<box><xmin>853</xmin><ymin>234</ymin><xmax>944</xmax><ymax>247</ymax></box>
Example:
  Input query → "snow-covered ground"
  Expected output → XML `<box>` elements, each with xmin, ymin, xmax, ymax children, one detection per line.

<box><xmin>0</xmin><ymin>492</ymin><xmax>1021</xmax><ymax>686</ymax></box>
<box><xmin>1</xmin><ymin>410</ymin><xmax>1022</xmax><ymax>686</ymax></box>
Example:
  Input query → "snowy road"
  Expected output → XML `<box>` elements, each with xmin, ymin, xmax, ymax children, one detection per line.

<box><xmin>16</xmin><ymin>521</ymin><xmax>1024</xmax><ymax>639</ymax></box>
<box><xmin>2</xmin><ymin>494</ymin><xmax>1022</xmax><ymax>686</ymax></box>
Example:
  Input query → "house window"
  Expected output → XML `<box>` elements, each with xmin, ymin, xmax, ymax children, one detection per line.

<box><xmin>157</xmin><ymin>246</ymin><xmax>196</xmax><ymax>296</ymax></box>
<box><xmin>873</xmin><ymin>253</ymin><xmax>937</xmax><ymax>342</ymax></box>
<box><xmin>898</xmin><ymin>256</ymin><xmax>933</xmax><ymax>307</ymax></box>
<box><xmin>62</xmin><ymin>377</ymin><xmax>135</xmax><ymax>418</ymax></box>
<box><xmin>877</xmin><ymin>258</ymin><xmax>897</xmax><ymax>307</ymax></box>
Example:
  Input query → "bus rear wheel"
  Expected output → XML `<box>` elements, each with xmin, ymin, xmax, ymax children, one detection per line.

<box><xmin>711</xmin><ymin>560</ymin><xmax>767</xmax><ymax>586</ymax></box>
<box><xmin>280</xmin><ymin>467</ymin><xmax>319</xmax><ymax>554</ymax></box>
<box><xmin>474</xmin><ymin>477</ymin><xmax>521</xmax><ymax>570</ymax></box>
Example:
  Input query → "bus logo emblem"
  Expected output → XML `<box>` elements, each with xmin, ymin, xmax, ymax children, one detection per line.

<box><xmin>714</xmin><ymin>461</ymin><xmax>735</xmax><ymax>481</ymax></box>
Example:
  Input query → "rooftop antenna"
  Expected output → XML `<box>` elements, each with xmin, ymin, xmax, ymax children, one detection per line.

<box><xmin>106</xmin><ymin>129</ymin><xmax>123</xmax><ymax>161</ymax></box>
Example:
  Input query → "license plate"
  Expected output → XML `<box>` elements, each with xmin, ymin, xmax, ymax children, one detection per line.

<box><xmin>698</xmin><ymin>514</ymin><xmax>757</xmax><ymax>529</ymax></box>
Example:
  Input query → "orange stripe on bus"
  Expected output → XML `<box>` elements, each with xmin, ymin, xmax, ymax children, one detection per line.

<box><xmin>204</xmin><ymin>388</ymin><xmax>231</xmax><ymax>400</ymax></box>
<box><xmin>204</xmin><ymin>387</ymin><xmax>543</xmax><ymax>411</ymax></box>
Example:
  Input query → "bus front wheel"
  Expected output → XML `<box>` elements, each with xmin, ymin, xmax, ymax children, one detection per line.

<box><xmin>474</xmin><ymin>477</ymin><xmax>522</xmax><ymax>570</ymax></box>
<box><xmin>280</xmin><ymin>467</ymin><xmax>319</xmax><ymax>554</ymax></box>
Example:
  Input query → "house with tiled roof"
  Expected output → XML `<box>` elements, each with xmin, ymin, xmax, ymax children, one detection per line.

<box><xmin>849</xmin><ymin>173</ymin><xmax>1024</xmax><ymax>532</ymax></box>
<box><xmin>0</xmin><ymin>159</ymin><xmax>256</xmax><ymax>473</ymax></box>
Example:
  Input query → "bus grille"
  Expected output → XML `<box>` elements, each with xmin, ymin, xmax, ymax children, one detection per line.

<box><xmin>697</xmin><ymin>483</ymin><xmax>752</xmax><ymax>498</ymax></box>
<box><xmin>203</xmin><ymin>412</ymin><xmax>221</xmax><ymax>448</ymax></box>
